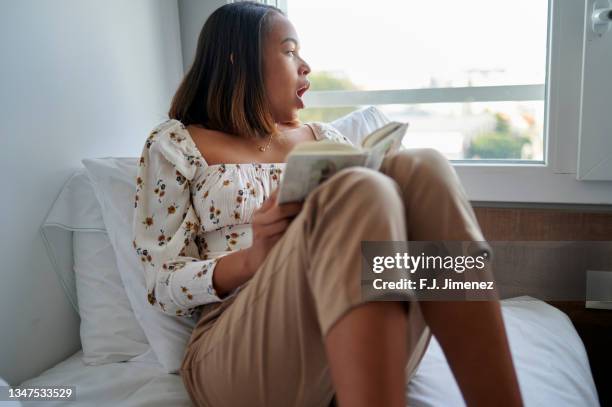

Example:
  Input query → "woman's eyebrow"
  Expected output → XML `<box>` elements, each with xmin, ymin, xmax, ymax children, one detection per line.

<box><xmin>280</xmin><ymin>37</ymin><xmax>298</xmax><ymax>46</ymax></box>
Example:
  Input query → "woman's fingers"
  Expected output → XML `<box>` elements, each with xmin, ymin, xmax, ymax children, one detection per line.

<box><xmin>258</xmin><ymin>201</ymin><xmax>303</xmax><ymax>222</ymax></box>
<box><xmin>261</xmin><ymin>188</ymin><xmax>279</xmax><ymax>209</ymax></box>
<box><xmin>269</xmin><ymin>188</ymin><xmax>279</xmax><ymax>201</ymax></box>
<box><xmin>260</xmin><ymin>192</ymin><xmax>276</xmax><ymax>211</ymax></box>
<box><xmin>255</xmin><ymin>218</ymin><xmax>291</xmax><ymax>237</ymax></box>
<box><xmin>255</xmin><ymin>188</ymin><xmax>280</xmax><ymax>215</ymax></box>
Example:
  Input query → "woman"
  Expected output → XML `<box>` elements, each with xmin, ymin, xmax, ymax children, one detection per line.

<box><xmin>132</xmin><ymin>2</ymin><xmax>523</xmax><ymax>406</ymax></box>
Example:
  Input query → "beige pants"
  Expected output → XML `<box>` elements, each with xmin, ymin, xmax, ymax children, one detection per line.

<box><xmin>180</xmin><ymin>149</ymin><xmax>488</xmax><ymax>407</ymax></box>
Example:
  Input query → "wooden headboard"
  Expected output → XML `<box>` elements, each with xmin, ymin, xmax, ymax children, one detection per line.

<box><xmin>473</xmin><ymin>203</ymin><xmax>612</xmax><ymax>405</ymax></box>
<box><xmin>474</xmin><ymin>205</ymin><xmax>612</xmax><ymax>241</ymax></box>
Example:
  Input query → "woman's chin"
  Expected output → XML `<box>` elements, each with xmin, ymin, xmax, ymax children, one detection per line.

<box><xmin>274</xmin><ymin>109</ymin><xmax>300</xmax><ymax>124</ymax></box>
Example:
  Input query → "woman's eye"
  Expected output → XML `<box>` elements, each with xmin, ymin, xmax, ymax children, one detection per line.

<box><xmin>286</xmin><ymin>50</ymin><xmax>296</xmax><ymax>56</ymax></box>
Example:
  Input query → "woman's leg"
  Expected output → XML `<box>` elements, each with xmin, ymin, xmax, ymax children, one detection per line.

<box><xmin>374</xmin><ymin>148</ymin><xmax>523</xmax><ymax>406</ymax></box>
<box><xmin>325</xmin><ymin>301</ymin><xmax>411</xmax><ymax>407</ymax></box>
<box><xmin>181</xmin><ymin>167</ymin><xmax>422</xmax><ymax>407</ymax></box>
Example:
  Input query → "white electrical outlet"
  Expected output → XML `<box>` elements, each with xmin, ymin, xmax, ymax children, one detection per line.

<box><xmin>586</xmin><ymin>270</ymin><xmax>612</xmax><ymax>310</ymax></box>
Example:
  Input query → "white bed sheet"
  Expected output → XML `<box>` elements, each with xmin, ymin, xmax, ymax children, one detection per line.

<box><xmin>19</xmin><ymin>351</ymin><xmax>190</xmax><ymax>407</ymax></box>
<box><xmin>407</xmin><ymin>296</ymin><xmax>599</xmax><ymax>406</ymax></box>
<box><xmin>20</xmin><ymin>297</ymin><xmax>599</xmax><ymax>406</ymax></box>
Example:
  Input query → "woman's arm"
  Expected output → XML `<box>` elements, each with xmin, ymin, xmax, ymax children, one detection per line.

<box><xmin>212</xmin><ymin>249</ymin><xmax>253</xmax><ymax>298</ymax></box>
<box><xmin>212</xmin><ymin>189</ymin><xmax>304</xmax><ymax>298</ymax></box>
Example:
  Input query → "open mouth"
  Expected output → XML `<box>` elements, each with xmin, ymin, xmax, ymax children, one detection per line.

<box><xmin>296</xmin><ymin>82</ymin><xmax>310</xmax><ymax>98</ymax></box>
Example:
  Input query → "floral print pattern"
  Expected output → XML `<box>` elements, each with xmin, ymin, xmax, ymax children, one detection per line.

<box><xmin>132</xmin><ymin>119</ymin><xmax>351</xmax><ymax>318</ymax></box>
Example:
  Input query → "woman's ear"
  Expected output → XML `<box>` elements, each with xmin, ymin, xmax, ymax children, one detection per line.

<box><xmin>229</xmin><ymin>53</ymin><xmax>234</xmax><ymax>64</ymax></box>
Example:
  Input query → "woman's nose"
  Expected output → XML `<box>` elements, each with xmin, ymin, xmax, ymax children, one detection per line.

<box><xmin>299</xmin><ymin>58</ymin><xmax>311</xmax><ymax>76</ymax></box>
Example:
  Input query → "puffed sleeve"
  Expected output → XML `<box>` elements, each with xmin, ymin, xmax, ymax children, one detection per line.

<box><xmin>132</xmin><ymin>120</ymin><xmax>228</xmax><ymax>318</ymax></box>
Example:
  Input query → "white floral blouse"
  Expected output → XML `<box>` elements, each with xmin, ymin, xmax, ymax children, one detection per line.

<box><xmin>131</xmin><ymin>119</ymin><xmax>352</xmax><ymax>318</ymax></box>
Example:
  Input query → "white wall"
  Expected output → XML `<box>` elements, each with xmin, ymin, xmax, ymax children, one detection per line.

<box><xmin>0</xmin><ymin>0</ymin><xmax>183</xmax><ymax>384</ymax></box>
<box><xmin>178</xmin><ymin>0</ymin><xmax>227</xmax><ymax>71</ymax></box>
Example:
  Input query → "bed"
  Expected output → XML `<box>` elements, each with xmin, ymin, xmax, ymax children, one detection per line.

<box><xmin>18</xmin><ymin>296</ymin><xmax>599</xmax><ymax>406</ymax></box>
<box><xmin>22</xmin><ymin>107</ymin><xmax>599</xmax><ymax>406</ymax></box>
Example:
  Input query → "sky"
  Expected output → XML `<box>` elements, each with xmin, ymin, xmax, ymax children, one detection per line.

<box><xmin>287</xmin><ymin>0</ymin><xmax>549</xmax><ymax>90</ymax></box>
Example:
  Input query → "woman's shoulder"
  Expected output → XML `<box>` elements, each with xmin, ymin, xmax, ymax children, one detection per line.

<box><xmin>144</xmin><ymin>119</ymin><xmax>205</xmax><ymax>180</ymax></box>
<box><xmin>306</xmin><ymin>121</ymin><xmax>353</xmax><ymax>145</ymax></box>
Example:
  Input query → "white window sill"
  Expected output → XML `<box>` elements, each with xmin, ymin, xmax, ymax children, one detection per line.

<box><xmin>454</xmin><ymin>163</ymin><xmax>612</xmax><ymax>205</ymax></box>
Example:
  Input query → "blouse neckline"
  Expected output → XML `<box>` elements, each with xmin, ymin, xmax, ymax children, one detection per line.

<box><xmin>175</xmin><ymin>119</ymin><xmax>324</xmax><ymax>169</ymax></box>
<box><xmin>203</xmin><ymin>162</ymin><xmax>286</xmax><ymax>168</ymax></box>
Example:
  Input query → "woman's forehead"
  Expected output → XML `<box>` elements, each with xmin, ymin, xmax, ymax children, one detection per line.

<box><xmin>266</xmin><ymin>14</ymin><xmax>299</xmax><ymax>45</ymax></box>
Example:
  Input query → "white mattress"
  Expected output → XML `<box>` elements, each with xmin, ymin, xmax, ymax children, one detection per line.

<box><xmin>20</xmin><ymin>297</ymin><xmax>599</xmax><ymax>406</ymax></box>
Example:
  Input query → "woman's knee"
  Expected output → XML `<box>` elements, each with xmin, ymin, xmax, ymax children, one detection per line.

<box><xmin>313</xmin><ymin>166</ymin><xmax>404</xmax><ymax>212</ymax></box>
<box><xmin>389</xmin><ymin>148</ymin><xmax>459</xmax><ymax>186</ymax></box>
<box><xmin>414</xmin><ymin>147</ymin><xmax>450</xmax><ymax>167</ymax></box>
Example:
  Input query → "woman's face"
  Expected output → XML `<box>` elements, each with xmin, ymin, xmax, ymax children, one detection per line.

<box><xmin>262</xmin><ymin>13</ymin><xmax>311</xmax><ymax>124</ymax></box>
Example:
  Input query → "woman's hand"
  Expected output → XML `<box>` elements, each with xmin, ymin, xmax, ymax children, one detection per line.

<box><xmin>244</xmin><ymin>188</ymin><xmax>303</xmax><ymax>276</ymax></box>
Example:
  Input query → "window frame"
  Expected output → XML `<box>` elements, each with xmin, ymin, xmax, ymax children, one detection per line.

<box><xmin>286</xmin><ymin>0</ymin><xmax>612</xmax><ymax>204</ymax></box>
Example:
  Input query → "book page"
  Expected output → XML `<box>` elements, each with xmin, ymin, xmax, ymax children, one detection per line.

<box><xmin>364</xmin><ymin>123</ymin><xmax>409</xmax><ymax>170</ymax></box>
<box><xmin>289</xmin><ymin>139</ymin><xmax>361</xmax><ymax>154</ymax></box>
<box><xmin>278</xmin><ymin>154</ymin><xmax>367</xmax><ymax>203</ymax></box>
<box><xmin>361</xmin><ymin>122</ymin><xmax>402</xmax><ymax>149</ymax></box>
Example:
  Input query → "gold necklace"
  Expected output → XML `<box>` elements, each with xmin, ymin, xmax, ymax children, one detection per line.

<box><xmin>256</xmin><ymin>132</ymin><xmax>274</xmax><ymax>152</ymax></box>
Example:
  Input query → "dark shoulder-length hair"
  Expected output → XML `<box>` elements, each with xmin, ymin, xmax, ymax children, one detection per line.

<box><xmin>168</xmin><ymin>1</ymin><xmax>282</xmax><ymax>139</ymax></box>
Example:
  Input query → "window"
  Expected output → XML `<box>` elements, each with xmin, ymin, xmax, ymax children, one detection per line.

<box><xmin>281</xmin><ymin>0</ymin><xmax>612</xmax><ymax>204</ymax></box>
<box><xmin>288</xmin><ymin>0</ymin><xmax>548</xmax><ymax>162</ymax></box>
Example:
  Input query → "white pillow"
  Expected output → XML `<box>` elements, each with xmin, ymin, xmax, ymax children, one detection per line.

<box><xmin>74</xmin><ymin>230</ymin><xmax>150</xmax><ymax>365</ymax></box>
<box><xmin>82</xmin><ymin>157</ymin><xmax>199</xmax><ymax>373</ymax></box>
<box><xmin>330</xmin><ymin>106</ymin><xmax>391</xmax><ymax>145</ymax></box>
<box><xmin>41</xmin><ymin>169</ymin><xmax>150</xmax><ymax>365</ymax></box>
<box><xmin>41</xmin><ymin>169</ymin><xmax>108</xmax><ymax>314</ymax></box>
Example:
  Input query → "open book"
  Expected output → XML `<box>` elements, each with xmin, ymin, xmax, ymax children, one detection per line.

<box><xmin>278</xmin><ymin>121</ymin><xmax>409</xmax><ymax>204</ymax></box>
